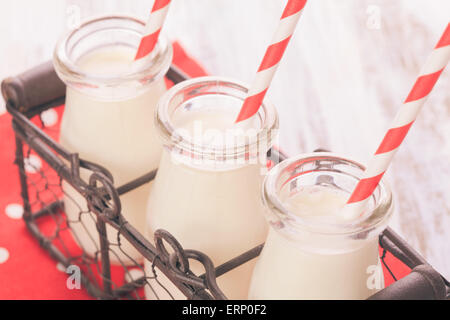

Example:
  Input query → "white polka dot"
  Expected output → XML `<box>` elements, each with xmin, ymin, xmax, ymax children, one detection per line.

<box><xmin>41</xmin><ymin>109</ymin><xmax>58</xmax><ymax>127</ymax></box>
<box><xmin>5</xmin><ymin>203</ymin><xmax>24</xmax><ymax>219</ymax></box>
<box><xmin>56</xmin><ymin>262</ymin><xmax>66</xmax><ymax>272</ymax></box>
<box><xmin>24</xmin><ymin>154</ymin><xmax>42</xmax><ymax>173</ymax></box>
<box><xmin>125</xmin><ymin>268</ymin><xmax>145</xmax><ymax>283</ymax></box>
<box><xmin>0</xmin><ymin>248</ymin><xmax>9</xmax><ymax>264</ymax></box>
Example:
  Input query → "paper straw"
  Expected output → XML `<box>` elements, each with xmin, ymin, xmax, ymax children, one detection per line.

<box><xmin>235</xmin><ymin>0</ymin><xmax>308</xmax><ymax>123</ymax></box>
<box><xmin>135</xmin><ymin>0</ymin><xmax>171</xmax><ymax>60</ymax></box>
<box><xmin>342</xmin><ymin>23</ymin><xmax>450</xmax><ymax>220</ymax></box>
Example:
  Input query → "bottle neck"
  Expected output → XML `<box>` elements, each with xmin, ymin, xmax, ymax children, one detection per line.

<box><xmin>263</xmin><ymin>153</ymin><xmax>393</xmax><ymax>253</ymax></box>
<box><xmin>53</xmin><ymin>15</ymin><xmax>172</xmax><ymax>98</ymax></box>
<box><xmin>156</xmin><ymin>76</ymin><xmax>279</xmax><ymax>170</ymax></box>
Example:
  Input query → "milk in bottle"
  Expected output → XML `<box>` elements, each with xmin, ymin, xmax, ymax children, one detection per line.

<box><xmin>248</xmin><ymin>153</ymin><xmax>394</xmax><ymax>299</ymax></box>
<box><xmin>53</xmin><ymin>16</ymin><xmax>172</xmax><ymax>264</ymax></box>
<box><xmin>144</xmin><ymin>77</ymin><xmax>279</xmax><ymax>299</ymax></box>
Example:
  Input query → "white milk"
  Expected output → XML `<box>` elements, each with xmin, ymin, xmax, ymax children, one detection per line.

<box><xmin>248</xmin><ymin>185</ymin><xmax>384</xmax><ymax>300</ymax></box>
<box><xmin>60</xmin><ymin>45</ymin><xmax>167</xmax><ymax>264</ymax></box>
<box><xmin>144</xmin><ymin>84</ymin><xmax>276</xmax><ymax>299</ymax></box>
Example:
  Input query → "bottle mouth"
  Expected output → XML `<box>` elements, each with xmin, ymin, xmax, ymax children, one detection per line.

<box><xmin>53</xmin><ymin>15</ymin><xmax>172</xmax><ymax>88</ymax></box>
<box><xmin>155</xmin><ymin>76</ymin><xmax>279</xmax><ymax>166</ymax></box>
<box><xmin>263</xmin><ymin>152</ymin><xmax>393</xmax><ymax>238</ymax></box>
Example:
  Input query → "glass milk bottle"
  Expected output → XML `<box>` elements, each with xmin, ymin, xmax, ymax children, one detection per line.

<box><xmin>248</xmin><ymin>153</ymin><xmax>394</xmax><ymax>300</ymax></box>
<box><xmin>53</xmin><ymin>16</ymin><xmax>172</xmax><ymax>264</ymax></box>
<box><xmin>144</xmin><ymin>77</ymin><xmax>278</xmax><ymax>300</ymax></box>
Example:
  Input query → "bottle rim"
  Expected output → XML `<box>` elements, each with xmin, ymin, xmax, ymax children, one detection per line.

<box><xmin>155</xmin><ymin>76</ymin><xmax>279</xmax><ymax>161</ymax></box>
<box><xmin>263</xmin><ymin>152</ymin><xmax>394</xmax><ymax>237</ymax></box>
<box><xmin>53</xmin><ymin>14</ymin><xmax>173</xmax><ymax>87</ymax></box>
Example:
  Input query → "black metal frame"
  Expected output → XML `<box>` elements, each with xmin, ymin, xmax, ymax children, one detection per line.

<box><xmin>3</xmin><ymin>63</ymin><xmax>449</xmax><ymax>300</ymax></box>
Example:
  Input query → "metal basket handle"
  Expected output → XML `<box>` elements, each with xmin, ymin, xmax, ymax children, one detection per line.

<box><xmin>369</xmin><ymin>264</ymin><xmax>448</xmax><ymax>300</ymax></box>
<box><xmin>1</xmin><ymin>61</ymin><xmax>66</xmax><ymax>116</ymax></box>
<box><xmin>1</xmin><ymin>60</ymin><xmax>189</xmax><ymax>118</ymax></box>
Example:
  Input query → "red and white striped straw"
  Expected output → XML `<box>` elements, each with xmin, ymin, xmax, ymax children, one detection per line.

<box><xmin>135</xmin><ymin>0</ymin><xmax>171</xmax><ymax>61</ymax></box>
<box><xmin>235</xmin><ymin>0</ymin><xmax>308</xmax><ymax>123</ymax></box>
<box><xmin>342</xmin><ymin>23</ymin><xmax>450</xmax><ymax>220</ymax></box>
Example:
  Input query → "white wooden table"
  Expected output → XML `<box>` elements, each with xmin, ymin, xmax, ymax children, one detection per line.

<box><xmin>1</xmin><ymin>0</ymin><xmax>449</xmax><ymax>280</ymax></box>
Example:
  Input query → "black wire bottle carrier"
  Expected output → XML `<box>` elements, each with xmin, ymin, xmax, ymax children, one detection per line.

<box><xmin>2</xmin><ymin>62</ymin><xmax>449</xmax><ymax>300</ymax></box>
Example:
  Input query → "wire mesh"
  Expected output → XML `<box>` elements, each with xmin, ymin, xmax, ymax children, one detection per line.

<box><xmin>10</xmin><ymin>100</ymin><xmax>241</xmax><ymax>300</ymax></box>
<box><xmin>14</xmin><ymin>129</ymin><xmax>405</xmax><ymax>300</ymax></box>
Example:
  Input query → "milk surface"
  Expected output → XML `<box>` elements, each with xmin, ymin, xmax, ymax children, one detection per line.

<box><xmin>77</xmin><ymin>45</ymin><xmax>136</xmax><ymax>75</ymax></box>
<box><xmin>60</xmin><ymin>45</ymin><xmax>166</xmax><ymax>264</ymax></box>
<box><xmin>144</xmin><ymin>110</ymin><xmax>268</xmax><ymax>300</ymax></box>
<box><xmin>248</xmin><ymin>186</ymin><xmax>384</xmax><ymax>300</ymax></box>
<box><xmin>171</xmin><ymin>103</ymin><xmax>261</xmax><ymax>150</ymax></box>
<box><xmin>282</xmin><ymin>185</ymin><xmax>353</xmax><ymax>228</ymax></box>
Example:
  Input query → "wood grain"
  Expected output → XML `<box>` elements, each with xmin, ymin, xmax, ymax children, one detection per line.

<box><xmin>0</xmin><ymin>0</ymin><xmax>449</xmax><ymax>280</ymax></box>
